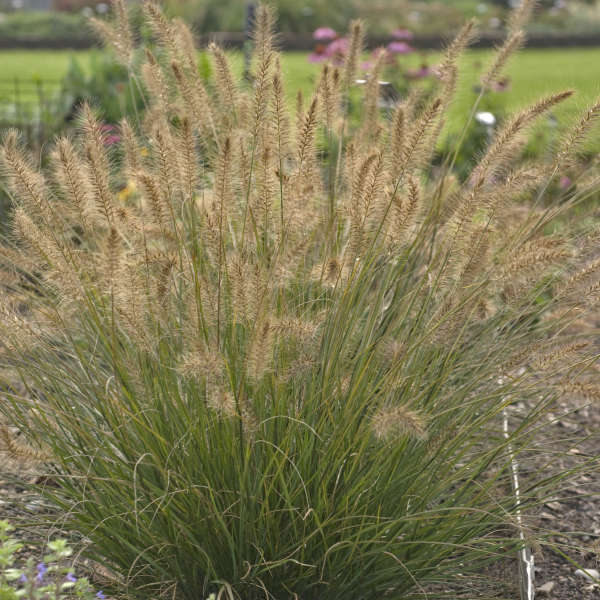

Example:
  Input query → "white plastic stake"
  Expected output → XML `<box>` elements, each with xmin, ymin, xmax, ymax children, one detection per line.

<box><xmin>503</xmin><ymin>407</ymin><xmax>535</xmax><ymax>600</ymax></box>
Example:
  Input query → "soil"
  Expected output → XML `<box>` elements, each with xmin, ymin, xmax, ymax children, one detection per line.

<box><xmin>527</xmin><ymin>394</ymin><xmax>600</xmax><ymax>600</ymax></box>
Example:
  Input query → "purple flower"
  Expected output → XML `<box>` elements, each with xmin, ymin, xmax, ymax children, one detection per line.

<box><xmin>308</xmin><ymin>35</ymin><xmax>350</xmax><ymax>65</ymax></box>
<box><xmin>19</xmin><ymin>573</ymin><xmax>27</xmax><ymax>584</ymax></box>
<box><xmin>104</xmin><ymin>134</ymin><xmax>121</xmax><ymax>146</ymax></box>
<box><xmin>98</xmin><ymin>123</ymin><xmax>121</xmax><ymax>147</ymax></box>
<box><xmin>65</xmin><ymin>572</ymin><xmax>77</xmax><ymax>583</ymax></box>
<box><xmin>313</xmin><ymin>27</ymin><xmax>337</xmax><ymax>41</ymax></box>
<box><xmin>559</xmin><ymin>176</ymin><xmax>572</xmax><ymax>190</ymax></box>
<box><xmin>308</xmin><ymin>51</ymin><xmax>327</xmax><ymax>63</ymax></box>
<box><xmin>96</xmin><ymin>592</ymin><xmax>106</xmax><ymax>599</ymax></box>
<box><xmin>392</xmin><ymin>28</ymin><xmax>413</xmax><ymax>40</ymax></box>
<box><xmin>36</xmin><ymin>562</ymin><xmax>47</xmax><ymax>582</ymax></box>
<box><xmin>387</xmin><ymin>41</ymin><xmax>413</xmax><ymax>55</ymax></box>
<box><xmin>324</xmin><ymin>37</ymin><xmax>349</xmax><ymax>65</ymax></box>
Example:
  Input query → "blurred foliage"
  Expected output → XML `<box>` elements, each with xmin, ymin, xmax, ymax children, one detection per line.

<box><xmin>439</xmin><ymin>89</ymin><xmax>509</xmax><ymax>181</ymax></box>
<box><xmin>59</xmin><ymin>50</ymin><xmax>144</xmax><ymax>124</ymax></box>
<box><xmin>0</xmin><ymin>1</ymin><xmax>597</xmax><ymax>41</ymax></box>
<box><xmin>161</xmin><ymin>0</ymin><xmax>478</xmax><ymax>35</ymax></box>
<box><xmin>0</xmin><ymin>11</ymin><xmax>93</xmax><ymax>45</ymax></box>
<box><xmin>53</xmin><ymin>0</ymin><xmax>106</xmax><ymax>10</ymax></box>
<box><xmin>159</xmin><ymin>0</ymin><xmax>600</xmax><ymax>35</ymax></box>
<box><xmin>163</xmin><ymin>0</ymin><xmax>360</xmax><ymax>34</ymax></box>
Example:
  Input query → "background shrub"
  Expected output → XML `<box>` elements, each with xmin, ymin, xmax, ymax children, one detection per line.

<box><xmin>0</xmin><ymin>12</ymin><xmax>94</xmax><ymax>47</ymax></box>
<box><xmin>59</xmin><ymin>50</ymin><xmax>145</xmax><ymax>124</ymax></box>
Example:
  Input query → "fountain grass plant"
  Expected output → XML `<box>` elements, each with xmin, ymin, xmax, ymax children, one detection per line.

<box><xmin>0</xmin><ymin>1</ymin><xmax>599</xmax><ymax>598</ymax></box>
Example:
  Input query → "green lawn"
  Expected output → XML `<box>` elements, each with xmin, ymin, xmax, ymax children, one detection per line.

<box><xmin>262</xmin><ymin>48</ymin><xmax>600</xmax><ymax>149</ymax></box>
<box><xmin>0</xmin><ymin>50</ymin><xmax>91</xmax><ymax>82</ymax></box>
<box><xmin>0</xmin><ymin>50</ymin><xmax>91</xmax><ymax>106</ymax></box>
<box><xmin>277</xmin><ymin>49</ymin><xmax>600</xmax><ymax>136</ymax></box>
<box><xmin>0</xmin><ymin>47</ymin><xmax>598</xmax><ymax>134</ymax></box>
<box><xmin>449</xmin><ymin>48</ymin><xmax>600</xmax><ymax>132</ymax></box>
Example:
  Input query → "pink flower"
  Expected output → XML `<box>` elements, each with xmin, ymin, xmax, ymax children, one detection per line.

<box><xmin>392</xmin><ymin>28</ymin><xmax>413</xmax><ymax>40</ymax></box>
<box><xmin>387</xmin><ymin>41</ymin><xmax>413</xmax><ymax>54</ymax></box>
<box><xmin>325</xmin><ymin>37</ymin><xmax>349</xmax><ymax>65</ymax></box>
<box><xmin>559</xmin><ymin>176</ymin><xmax>572</xmax><ymax>190</ymax></box>
<box><xmin>313</xmin><ymin>27</ymin><xmax>337</xmax><ymax>41</ymax></box>
<box><xmin>308</xmin><ymin>53</ymin><xmax>326</xmax><ymax>63</ymax></box>
<box><xmin>99</xmin><ymin>124</ymin><xmax>121</xmax><ymax>146</ymax></box>
<box><xmin>308</xmin><ymin>36</ymin><xmax>350</xmax><ymax>66</ymax></box>
<box><xmin>362</xmin><ymin>47</ymin><xmax>391</xmax><ymax>70</ymax></box>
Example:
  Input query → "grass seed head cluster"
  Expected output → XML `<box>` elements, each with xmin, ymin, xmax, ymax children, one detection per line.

<box><xmin>0</xmin><ymin>1</ymin><xmax>599</xmax><ymax>598</ymax></box>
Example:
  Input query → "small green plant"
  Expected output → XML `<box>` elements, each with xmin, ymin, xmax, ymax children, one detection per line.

<box><xmin>0</xmin><ymin>521</ymin><xmax>106</xmax><ymax>600</ymax></box>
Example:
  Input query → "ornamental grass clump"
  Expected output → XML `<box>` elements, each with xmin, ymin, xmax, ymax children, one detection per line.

<box><xmin>0</xmin><ymin>1</ymin><xmax>599</xmax><ymax>599</ymax></box>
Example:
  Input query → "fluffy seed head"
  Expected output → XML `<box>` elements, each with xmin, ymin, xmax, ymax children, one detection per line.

<box><xmin>372</xmin><ymin>404</ymin><xmax>427</xmax><ymax>441</ymax></box>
